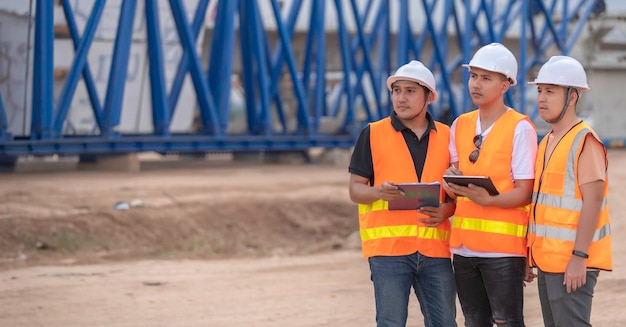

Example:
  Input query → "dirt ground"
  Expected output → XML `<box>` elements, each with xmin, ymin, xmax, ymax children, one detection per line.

<box><xmin>1</xmin><ymin>151</ymin><xmax>625</xmax><ymax>326</ymax></box>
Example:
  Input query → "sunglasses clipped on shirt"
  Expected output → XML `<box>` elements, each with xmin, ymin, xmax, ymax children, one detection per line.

<box><xmin>469</xmin><ymin>134</ymin><xmax>482</xmax><ymax>164</ymax></box>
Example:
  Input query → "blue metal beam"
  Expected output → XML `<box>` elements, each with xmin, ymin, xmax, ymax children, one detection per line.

<box><xmin>375</xmin><ymin>2</ymin><xmax>391</xmax><ymax>110</ymax></box>
<box><xmin>169</xmin><ymin>0</ymin><xmax>220</xmax><ymax>135</ymax></box>
<box><xmin>248</xmin><ymin>0</ymin><xmax>273</xmax><ymax>135</ymax></box>
<box><xmin>31</xmin><ymin>0</ymin><xmax>55</xmax><ymax>140</ymax></box>
<box><xmin>519</xmin><ymin>0</ymin><xmax>529</xmax><ymax>116</ymax></box>
<box><xmin>0</xmin><ymin>91</ymin><xmax>7</xmax><ymax>138</ymax></box>
<box><xmin>313</xmin><ymin>0</ymin><xmax>327</xmax><ymax>123</ymax></box>
<box><xmin>421</xmin><ymin>0</ymin><xmax>457</xmax><ymax>116</ymax></box>
<box><xmin>267</xmin><ymin>0</ymin><xmax>303</xmax><ymax>133</ymax></box>
<box><xmin>349</xmin><ymin>0</ymin><xmax>383</xmax><ymax>119</ymax></box>
<box><xmin>145</xmin><ymin>0</ymin><xmax>170</xmax><ymax>136</ymax></box>
<box><xmin>61</xmin><ymin>0</ymin><xmax>105</xmax><ymax>132</ymax></box>
<box><xmin>301</xmin><ymin>0</ymin><xmax>327</xmax><ymax>129</ymax></box>
<box><xmin>207</xmin><ymin>0</ymin><xmax>238</xmax><ymax>130</ymax></box>
<box><xmin>396</xmin><ymin>0</ymin><xmax>409</xmax><ymax>66</ymax></box>
<box><xmin>102</xmin><ymin>0</ymin><xmax>137</xmax><ymax>136</ymax></box>
<box><xmin>167</xmin><ymin>0</ymin><xmax>210</xmax><ymax>122</ymax></box>
<box><xmin>334</xmin><ymin>0</ymin><xmax>356</xmax><ymax>132</ymax></box>
<box><xmin>55</xmin><ymin>0</ymin><xmax>105</xmax><ymax>134</ymax></box>
<box><xmin>329</xmin><ymin>0</ymin><xmax>381</xmax><ymax>122</ymax></box>
<box><xmin>270</xmin><ymin>0</ymin><xmax>312</xmax><ymax>135</ymax></box>
<box><xmin>0</xmin><ymin>134</ymin><xmax>357</xmax><ymax>155</ymax></box>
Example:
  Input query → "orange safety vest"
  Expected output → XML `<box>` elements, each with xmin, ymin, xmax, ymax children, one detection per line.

<box><xmin>450</xmin><ymin>109</ymin><xmax>531</xmax><ymax>256</ymax></box>
<box><xmin>528</xmin><ymin>122</ymin><xmax>612</xmax><ymax>272</ymax></box>
<box><xmin>358</xmin><ymin>117</ymin><xmax>451</xmax><ymax>258</ymax></box>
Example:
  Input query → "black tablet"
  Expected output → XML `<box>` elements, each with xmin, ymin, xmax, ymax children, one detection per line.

<box><xmin>443</xmin><ymin>175</ymin><xmax>499</xmax><ymax>196</ymax></box>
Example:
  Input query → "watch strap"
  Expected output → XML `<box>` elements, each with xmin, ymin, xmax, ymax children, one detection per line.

<box><xmin>572</xmin><ymin>250</ymin><xmax>589</xmax><ymax>258</ymax></box>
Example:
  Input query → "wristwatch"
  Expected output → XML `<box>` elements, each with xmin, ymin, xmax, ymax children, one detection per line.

<box><xmin>572</xmin><ymin>250</ymin><xmax>589</xmax><ymax>258</ymax></box>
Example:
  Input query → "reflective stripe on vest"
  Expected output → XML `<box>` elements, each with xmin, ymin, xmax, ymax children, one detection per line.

<box><xmin>528</xmin><ymin>221</ymin><xmax>611</xmax><ymax>243</ymax></box>
<box><xmin>531</xmin><ymin>192</ymin><xmax>608</xmax><ymax>212</ymax></box>
<box><xmin>455</xmin><ymin>196</ymin><xmax>529</xmax><ymax>237</ymax></box>
<box><xmin>453</xmin><ymin>216</ymin><xmax>527</xmax><ymax>238</ymax></box>
<box><xmin>529</xmin><ymin>124</ymin><xmax>612</xmax><ymax>272</ymax></box>
<box><xmin>360</xmin><ymin>223</ymin><xmax>451</xmax><ymax>242</ymax></box>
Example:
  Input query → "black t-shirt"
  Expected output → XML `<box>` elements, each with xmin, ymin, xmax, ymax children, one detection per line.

<box><xmin>348</xmin><ymin>112</ymin><xmax>437</xmax><ymax>186</ymax></box>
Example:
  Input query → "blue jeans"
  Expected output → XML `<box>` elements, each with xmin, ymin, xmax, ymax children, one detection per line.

<box><xmin>368</xmin><ymin>252</ymin><xmax>457</xmax><ymax>327</ymax></box>
<box><xmin>537</xmin><ymin>270</ymin><xmax>598</xmax><ymax>327</ymax></box>
<box><xmin>453</xmin><ymin>255</ymin><xmax>525</xmax><ymax>327</ymax></box>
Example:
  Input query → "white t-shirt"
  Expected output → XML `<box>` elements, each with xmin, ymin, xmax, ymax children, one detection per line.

<box><xmin>448</xmin><ymin>109</ymin><xmax>538</xmax><ymax>258</ymax></box>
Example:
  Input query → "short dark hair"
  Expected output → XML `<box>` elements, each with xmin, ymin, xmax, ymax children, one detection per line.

<box><xmin>391</xmin><ymin>80</ymin><xmax>429</xmax><ymax>94</ymax></box>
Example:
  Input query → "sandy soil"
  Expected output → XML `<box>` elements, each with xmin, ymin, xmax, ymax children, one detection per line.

<box><xmin>1</xmin><ymin>151</ymin><xmax>625</xmax><ymax>326</ymax></box>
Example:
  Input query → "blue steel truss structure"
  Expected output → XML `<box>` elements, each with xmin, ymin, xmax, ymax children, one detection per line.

<box><xmin>0</xmin><ymin>0</ymin><xmax>604</xmax><ymax>156</ymax></box>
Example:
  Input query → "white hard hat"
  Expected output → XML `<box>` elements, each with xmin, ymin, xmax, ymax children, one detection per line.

<box><xmin>386</xmin><ymin>60</ymin><xmax>438</xmax><ymax>102</ymax></box>
<box><xmin>528</xmin><ymin>55</ymin><xmax>590</xmax><ymax>91</ymax></box>
<box><xmin>462</xmin><ymin>42</ymin><xmax>518</xmax><ymax>85</ymax></box>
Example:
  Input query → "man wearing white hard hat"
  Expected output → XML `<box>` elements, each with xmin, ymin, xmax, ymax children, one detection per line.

<box><xmin>443</xmin><ymin>42</ymin><xmax>538</xmax><ymax>326</ymax></box>
<box><xmin>527</xmin><ymin>55</ymin><xmax>613</xmax><ymax>327</ymax></box>
<box><xmin>349</xmin><ymin>60</ymin><xmax>457</xmax><ymax>326</ymax></box>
